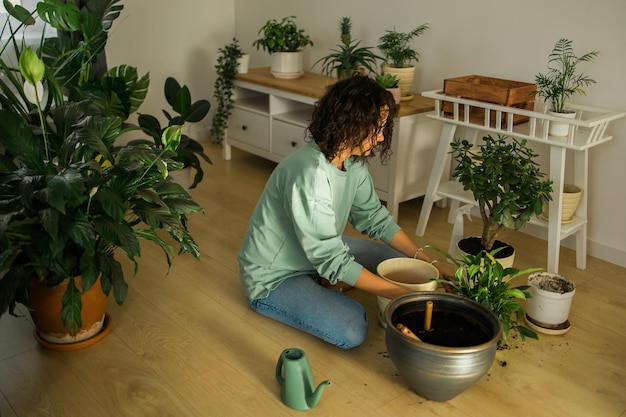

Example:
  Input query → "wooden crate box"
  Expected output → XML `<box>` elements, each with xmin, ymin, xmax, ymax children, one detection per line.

<box><xmin>442</xmin><ymin>75</ymin><xmax>536</xmax><ymax>127</ymax></box>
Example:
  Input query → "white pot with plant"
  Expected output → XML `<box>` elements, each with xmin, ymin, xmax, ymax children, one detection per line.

<box><xmin>253</xmin><ymin>16</ymin><xmax>313</xmax><ymax>79</ymax></box>
<box><xmin>450</xmin><ymin>135</ymin><xmax>553</xmax><ymax>265</ymax></box>
<box><xmin>377</xmin><ymin>23</ymin><xmax>429</xmax><ymax>101</ymax></box>
<box><xmin>534</xmin><ymin>38</ymin><xmax>599</xmax><ymax>136</ymax></box>
<box><xmin>525</xmin><ymin>272</ymin><xmax>576</xmax><ymax>334</ymax></box>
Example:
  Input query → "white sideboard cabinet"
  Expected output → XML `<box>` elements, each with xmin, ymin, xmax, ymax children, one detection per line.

<box><xmin>222</xmin><ymin>67</ymin><xmax>443</xmax><ymax>220</ymax></box>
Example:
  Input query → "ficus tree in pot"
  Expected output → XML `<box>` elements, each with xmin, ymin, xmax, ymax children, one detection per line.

<box><xmin>0</xmin><ymin>0</ymin><xmax>203</xmax><ymax>338</ymax></box>
<box><xmin>450</xmin><ymin>134</ymin><xmax>553</xmax><ymax>253</ymax></box>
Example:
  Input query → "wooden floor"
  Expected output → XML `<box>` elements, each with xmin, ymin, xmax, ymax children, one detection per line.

<box><xmin>1</xmin><ymin>144</ymin><xmax>625</xmax><ymax>417</ymax></box>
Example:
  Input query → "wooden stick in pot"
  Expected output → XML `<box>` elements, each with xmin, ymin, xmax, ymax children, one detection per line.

<box><xmin>396</xmin><ymin>323</ymin><xmax>422</xmax><ymax>342</ymax></box>
<box><xmin>424</xmin><ymin>301</ymin><xmax>433</xmax><ymax>331</ymax></box>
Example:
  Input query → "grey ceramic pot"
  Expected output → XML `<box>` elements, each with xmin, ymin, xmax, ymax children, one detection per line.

<box><xmin>384</xmin><ymin>292</ymin><xmax>502</xmax><ymax>401</ymax></box>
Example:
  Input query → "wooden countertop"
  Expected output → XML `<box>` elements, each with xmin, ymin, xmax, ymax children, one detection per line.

<box><xmin>235</xmin><ymin>67</ymin><xmax>435</xmax><ymax>118</ymax></box>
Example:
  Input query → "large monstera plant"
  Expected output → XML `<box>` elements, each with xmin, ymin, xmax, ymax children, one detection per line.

<box><xmin>0</xmin><ymin>0</ymin><xmax>204</xmax><ymax>335</ymax></box>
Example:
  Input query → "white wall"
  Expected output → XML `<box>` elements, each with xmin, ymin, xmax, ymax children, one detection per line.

<box><xmin>234</xmin><ymin>0</ymin><xmax>626</xmax><ymax>267</ymax></box>
<box><xmin>104</xmin><ymin>0</ymin><xmax>626</xmax><ymax>268</ymax></box>
<box><xmin>106</xmin><ymin>0</ymin><xmax>234</xmax><ymax>138</ymax></box>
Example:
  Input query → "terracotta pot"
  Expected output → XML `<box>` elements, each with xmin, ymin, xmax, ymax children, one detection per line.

<box><xmin>28</xmin><ymin>276</ymin><xmax>110</xmax><ymax>350</ymax></box>
<box><xmin>385</xmin><ymin>292</ymin><xmax>501</xmax><ymax>401</ymax></box>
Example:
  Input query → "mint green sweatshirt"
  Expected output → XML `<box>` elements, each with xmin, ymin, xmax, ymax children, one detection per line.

<box><xmin>238</xmin><ymin>142</ymin><xmax>400</xmax><ymax>300</ymax></box>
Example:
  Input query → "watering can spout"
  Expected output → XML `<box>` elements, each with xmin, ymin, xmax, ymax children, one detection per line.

<box><xmin>306</xmin><ymin>380</ymin><xmax>331</xmax><ymax>408</ymax></box>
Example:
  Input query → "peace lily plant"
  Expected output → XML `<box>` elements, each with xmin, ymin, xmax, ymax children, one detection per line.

<box><xmin>0</xmin><ymin>0</ymin><xmax>203</xmax><ymax>335</ymax></box>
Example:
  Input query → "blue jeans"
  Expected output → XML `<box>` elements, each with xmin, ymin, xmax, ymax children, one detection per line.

<box><xmin>248</xmin><ymin>236</ymin><xmax>404</xmax><ymax>349</ymax></box>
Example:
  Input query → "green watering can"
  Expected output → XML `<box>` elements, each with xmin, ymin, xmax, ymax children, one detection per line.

<box><xmin>276</xmin><ymin>348</ymin><xmax>331</xmax><ymax>410</ymax></box>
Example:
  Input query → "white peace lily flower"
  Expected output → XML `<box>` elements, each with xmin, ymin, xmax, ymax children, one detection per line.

<box><xmin>23</xmin><ymin>80</ymin><xmax>44</xmax><ymax>105</ymax></box>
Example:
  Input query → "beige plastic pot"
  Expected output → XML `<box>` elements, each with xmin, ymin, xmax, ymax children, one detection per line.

<box><xmin>376</xmin><ymin>258</ymin><xmax>439</xmax><ymax>327</ymax></box>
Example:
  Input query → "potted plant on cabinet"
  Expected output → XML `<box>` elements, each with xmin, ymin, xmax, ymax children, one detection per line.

<box><xmin>533</xmin><ymin>38</ymin><xmax>599</xmax><ymax>136</ymax></box>
<box><xmin>0</xmin><ymin>0</ymin><xmax>204</xmax><ymax>349</ymax></box>
<box><xmin>377</xmin><ymin>23</ymin><xmax>429</xmax><ymax>101</ymax></box>
<box><xmin>428</xmin><ymin>245</ymin><xmax>540</xmax><ymax>348</ymax></box>
<box><xmin>450</xmin><ymin>134</ymin><xmax>553</xmax><ymax>265</ymax></box>
<box><xmin>314</xmin><ymin>16</ymin><xmax>381</xmax><ymax>80</ymax></box>
<box><xmin>252</xmin><ymin>16</ymin><xmax>313</xmax><ymax>79</ymax></box>
<box><xmin>374</xmin><ymin>72</ymin><xmax>400</xmax><ymax>105</ymax></box>
<box><xmin>210</xmin><ymin>38</ymin><xmax>244</xmax><ymax>145</ymax></box>
<box><xmin>132</xmin><ymin>77</ymin><xmax>212</xmax><ymax>189</ymax></box>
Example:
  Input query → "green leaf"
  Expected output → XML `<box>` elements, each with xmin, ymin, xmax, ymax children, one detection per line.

<box><xmin>4</xmin><ymin>0</ymin><xmax>35</xmax><ymax>25</ymax></box>
<box><xmin>37</xmin><ymin>0</ymin><xmax>82</xmax><ymax>32</ymax></box>
<box><xmin>61</xmin><ymin>277</ymin><xmax>83</xmax><ymax>335</ymax></box>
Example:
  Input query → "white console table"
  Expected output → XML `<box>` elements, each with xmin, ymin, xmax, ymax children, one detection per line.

<box><xmin>222</xmin><ymin>67</ymin><xmax>443</xmax><ymax>220</ymax></box>
<box><xmin>415</xmin><ymin>89</ymin><xmax>625</xmax><ymax>273</ymax></box>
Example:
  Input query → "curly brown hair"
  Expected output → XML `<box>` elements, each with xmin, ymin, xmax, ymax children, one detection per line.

<box><xmin>307</xmin><ymin>74</ymin><xmax>398</xmax><ymax>164</ymax></box>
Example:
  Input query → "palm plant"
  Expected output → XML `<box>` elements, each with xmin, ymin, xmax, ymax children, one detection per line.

<box><xmin>0</xmin><ymin>0</ymin><xmax>203</xmax><ymax>335</ymax></box>
<box><xmin>377</xmin><ymin>24</ymin><xmax>429</xmax><ymax>68</ymax></box>
<box><xmin>534</xmin><ymin>38</ymin><xmax>599</xmax><ymax>113</ymax></box>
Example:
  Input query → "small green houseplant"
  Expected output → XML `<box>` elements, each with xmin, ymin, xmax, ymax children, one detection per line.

<box><xmin>534</xmin><ymin>38</ymin><xmax>599</xmax><ymax>114</ymax></box>
<box><xmin>314</xmin><ymin>16</ymin><xmax>381</xmax><ymax>79</ymax></box>
<box><xmin>132</xmin><ymin>77</ymin><xmax>212</xmax><ymax>189</ymax></box>
<box><xmin>210</xmin><ymin>38</ymin><xmax>243</xmax><ymax>144</ymax></box>
<box><xmin>0</xmin><ymin>0</ymin><xmax>203</xmax><ymax>338</ymax></box>
<box><xmin>450</xmin><ymin>134</ymin><xmax>553</xmax><ymax>252</ymax></box>
<box><xmin>428</xmin><ymin>245</ymin><xmax>540</xmax><ymax>348</ymax></box>
<box><xmin>376</xmin><ymin>23</ymin><xmax>429</xmax><ymax>99</ymax></box>
<box><xmin>377</xmin><ymin>23</ymin><xmax>429</xmax><ymax>68</ymax></box>
<box><xmin>252</xmin><ymin>16</ymin><xmax>313</xmax><ymax>54</ymax></box>
<box><xmin>253</xmin><ymin>16</ymin><xmax>312</xmax><ymax>78</ymax></box>
<box><xmin>374</xmin><ymin>72</ymin><xmax>399</xmax><ymax>88</ymax></box>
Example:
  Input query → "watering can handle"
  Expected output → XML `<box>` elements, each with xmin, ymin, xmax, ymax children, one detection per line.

<box><xmin>275</xmin><ymin>353</ymin><xmax>285</xmax><ymax>384</ymax></box>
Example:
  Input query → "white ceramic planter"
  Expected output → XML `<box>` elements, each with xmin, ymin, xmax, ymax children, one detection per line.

<box><xmin>236</xmin><ymin>53</ymin><xmax>250</xmax><ymax>74</ymax></box>
<box><xmin>169</xmin><ymin>166</ymin><xmax>193</xmax><ymax>190</ymax></box>
<box><xmin>526</xmin><ymin>272</ymin><xmax>576</xmax><ymax>328</ymax></box>
<box><xmin>548</xmin><ymin>110</ymin><xmax>577</xmax><ymax>136</ymax></box>
<box><xmin>376</xmin><ymin>258</ymin><xmax>439</xmax><ymax>327</ymax></box>
<box><xmin>270</xmin><ymin>52</ymin><xmax>304</xmax><ymax>79</ymax></box>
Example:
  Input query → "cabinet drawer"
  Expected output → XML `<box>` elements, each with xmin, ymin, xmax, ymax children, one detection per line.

<box><xmin>228</xmin><ymin>108</ymin><xmax>270</xmax><ymax>151</ymax></box>
<box><xmin>272</xmin><ymin>120</ymin><xmax>308</xmax><ymax>158</ymax></box>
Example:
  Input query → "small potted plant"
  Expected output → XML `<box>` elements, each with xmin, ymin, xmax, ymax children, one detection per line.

<box><xmin>374</xmin><ymin>72</ymin><xmax>400</xmax><ymax>104</ymax></box>
<box><xmin>210</xmin><ymin>38</ymin><xmax>244</xmax><ymax>144</ymax></box>
<box><xmin>132</xmin><ymin>77</ymin><xmax>212</xmax><ymax>189</ymax></box>
<box><xmin>450</xmin><ymin>134</ymin><xmax>553</xmax><ymax>264</ymax></box>
<box><xmin>534</xmin><ymin>38</ymin><xmax>599</xmax><ymax>136</ymax></box>
<box><xmin>253</xmin><ymin>16</ymin><xmax>313</xmax><ymax>79</ymax></box>
<box><xmin>377</xmin><ymin>23</ymin><xmax>429</xmax><ymax>100</ymax></box>
<box><xmin>313</xmin><ymin>16</ymin><xmax>381</xmax><ymax>79</ymax></box>
<box><xmin>428</xmin><ymin>245</ymin><xmax>541</xmax><ymax>348</ymax></box>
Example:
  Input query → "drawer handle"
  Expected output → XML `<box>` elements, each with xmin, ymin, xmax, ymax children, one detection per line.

<box><xmin>291</xmin><ymin>141</ymin><xmax>297</xmax><ymax>147</ymax></box>
<box><xmin>241</xmin><ymin>124</ymin><xmax>248</xmax><ymax>131</ymax></box>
